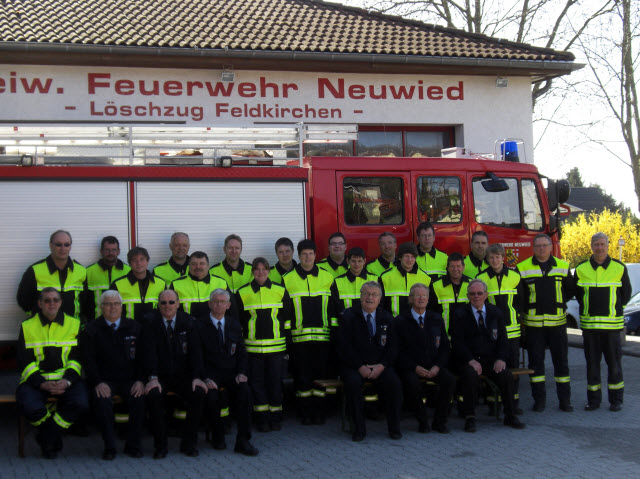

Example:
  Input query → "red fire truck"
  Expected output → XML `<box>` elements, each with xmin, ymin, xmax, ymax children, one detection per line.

<box><xmin>0</xmin><ymin>124</ymin><xmax>569</xmax><ymax>342</ymax></box>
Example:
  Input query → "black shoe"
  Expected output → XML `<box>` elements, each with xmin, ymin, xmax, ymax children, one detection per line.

<box><xmin>102</xmin><ymin>448</ymin><xmax>116</xmax><ymax>461</ymax></box>
<box><xmin>584</xmin><ymin>403</ymin><xmax>600</xmax><ymax>411</ymax></box>
<box><xmin>504</xmin><ymin>415</ymin><xmax>526</xmax><ymax>430</ymax></box>
<box><xmin>301</xmin><ymin>417</ymin><xmax>312</xmax><ymax>426</ymax></box>
<box><xmin>124</xmin><ymin>447</ymin><xmax>143</xmax><ymax>458</ymax></box>
<box><xmin>312</xmin><ymin>416</ymin><xmax>325</xmax><ymax>425</ymax></box>
<box><xmin>559</xmin><ymin>403</ymin><xmax>574</xmax><ymax>412</ymax></box>
<box><xmin>513</xmin><ymin>407</ymin><xmax>524</xmax><ymax>416</ymax></box>
<box><xmin>610</xmin><ymin>403</ymin><xmax>622</xmax><ymax>412</ymax></box>
<box><xmin>418</xmin><ymin>421</ymin><xmax>430</xmax><ymax>433</ymax></box>
<box><xmin>352</xmin><ymin>432</ymin><xmax>365</xmax><ymax>442</ymax></box>
<box><xmin>153</xmin><ymin>448</ymin><xmax>168</xmax><ymax>459</ymax></box>
<box><xmin>532</xmin><ymin>402</ymin><xmax>545</xmax><ymax>412</ymax></box>
<box><xmin>256</xmin><ymin>423</ymin><xmax>271</xmax><ymax>433</ymax></box>
<box><xmin>270</xmin><ymin>421</ymin><xmax>282</xmax><ymax>431</ymax></box>
<box><xmin>389</xmin><ymin>431</ymin><xmax>402</xmax><ymax>440</ymax></box>
<box><xmin>464</xmin><ymin>417</ymin><xmax>476</xmax><ymax>433</ymax></box>
<box><xmin>234</xmin><ymin>438</ymin><xmax>259</xmax><ymax>456</ymax></box>
<box><xmin>432</xmin><ymin>422</ymin><xmax>450</xmax><ymax>434</ymax></box>
<box><xmin>180</xmin><ymin>445</ymin><xmax>199</xmax><ymax>457</ymax></box>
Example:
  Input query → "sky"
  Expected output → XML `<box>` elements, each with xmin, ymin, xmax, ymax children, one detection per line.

<box><xmin>334</xmin><ymin>0</ymin><xmax>638</xmax><ymax>214</ymax></box>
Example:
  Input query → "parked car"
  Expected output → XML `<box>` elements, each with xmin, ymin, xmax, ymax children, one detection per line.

<box><xmin>624</xmin><ymin>291</ymin><xmax>640</xmax><ymax>335</ymax></box>
<box><xmin>565</xmin><ymin>263</ymin><xmax>640</xmax><ymax>330</ymax></box>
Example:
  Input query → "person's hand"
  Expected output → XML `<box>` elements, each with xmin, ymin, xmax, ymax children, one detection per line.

<box><xmin>235</xmin><ymin>374</ymin><xmax>248</xmax><ymax>384</ymax></box>
<box><xmin>469</xmin><ymin>359</ymin><xmax>482</xmax><ymax>375</ymax></box>
<box><xmin>95</xmin><ymin>382</ymin><xmax>111</xmax><ymax>398</ymax></box>
<box><xmin>426</xmin><ymin>365</ymin><xmax>440</xmax><ymax>378</ymax></box>
<box><xmin>192</xmin><ymin>378</ymin><xmax>207</xmax><ymax>392</ymax></box>
<box><xmin>415</xmin><ymin>365</ymin><xmax>429</xmax><ymax>378</ymax></box>
<box><xmin>130</xmin><ymin>381</ymin><xmax>145</xmax><ymax>398</ymax></box>
<box><xmin>145</xmin><ymin>377</ymin><xmax>162</xmax><ymax>394</ymax></box>
<box><xmin>358</xmin><ymin>365</ymin><xmax>372</xmax><ymax>379</ymax></box>
<box><xmin>205</xmin><ymin>378</ymin><xmax>218</xmax><ymax>390</ymax></box>
<box><xmin>493</xmin><ymin>360</ymin><xmax>506</xmax><ymax>373</ymax></box>
<box><xmin>368</xmin><ymin>364</ymin><xmax>385</xmax><ymax>380</ymax></box>
<box><xmin>40</xmin><ymin>381</ymin><xmax>56</xmax><ymax>393</ymax></box>
<box><xmin>49</xmin><ymin>380</ymin><xmax>70</xmax><ymax>396</ymax></box>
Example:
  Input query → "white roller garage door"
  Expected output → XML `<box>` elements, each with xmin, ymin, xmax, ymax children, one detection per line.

<box><xmin>0</xmin><ymin>181</ymin><xmax>130</xmax><ymax>341</ymax></box>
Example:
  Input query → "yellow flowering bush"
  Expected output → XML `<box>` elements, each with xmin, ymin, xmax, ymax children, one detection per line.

<box><xmin>560</xmin><ymin>209</ymin><xmax>640</xmax><ymax>267</ymax></box>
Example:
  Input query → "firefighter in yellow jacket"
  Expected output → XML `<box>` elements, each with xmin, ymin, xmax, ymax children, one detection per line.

<box><xmin>16</xmin><ymin>287</ymin><xmax>89</xmax><ymax>459</ymax></box>
<box><xmin>574</xmin><ymin>232</ymin><xmax>631</xmax><ymax>412</ymax></box>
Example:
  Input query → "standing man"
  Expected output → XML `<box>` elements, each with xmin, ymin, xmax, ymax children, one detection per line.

<box><xmin>517</xmin><ymin>233</ymin><xmax>574</xmax><ymax>412</ymax></box>
<box><xmin>366</xmin><ymin>232</ymin><xmax>397</xmax><ymax>277</ymax></box>
<box><xmin>153</xmin><ymin>232</ymin><xmax>190</xmax><ymax>284</ymax></box>
<box><xmin>81</xmin><ymin>290</ymin><xmax>145</xmax><ymax>460</ymax></box>
<box><xmin>379</xmin><ymin>242</ymin><xmax>431</xmax><ymax>317</ymax></box>
<box><xmin>171</xmin><ymin>251</ymin><xmax>231</xmax><ymax>319</ymax></box>
<box><xmin>17</xmin><ymin>230</ymin><xmax>87</xmax><ymax>320</ymax></box>
<box><xmin>268</xmin><ymin>237</ymin><xmax>297</xmax><ymax>284</ymax></box>
<box><xmin>575</xmin><ymin>232</ymin><xmax>631</xmax><ymax>411</ymax></box>
<box><xmin>85</xmin><ymin>236</ymin><xmax>131</xmax><ymax>320</ymax></box>
<box><xmin>415</xmin><ymin>222</ymin><xmax>448</xmax><ymax>280</ymax></box>
<box><xmin>463</xmin><ymin>231</ymin><xmax>490</xmax><ymax>278</ymax></box>
<box><xmin>110</xmin><ymin>247</ymin><xmax>166</xmax><ymax>322</ymax></box>
<box><xmin>331</xmin><ymin>247</ymin><xmax>379</xmax><ymax>320</ymax></box>
<box><xmin>143</xmin><ymin>289</ymin><xmax>206</xmax><ymax>458</ymax></box>
<box><xmin>317</xmin><ymin>232</ymin><xmax>348</xmax><ymax>279</ymax></box>
<box><xmin>395</xmin><ymin>283</ymin><xmax>455</xmax><ymax>434</ymax></box>
<box><xmin>477</xmin><ymin>244</ymin><xmax>522</xmax><ymax>413</ymax></box>
<box><xmin>283</xmin><ymin>239</ymin><xmax>335</xmax><ymax>425</ymax></box>
<box><xmin>450</xmin><ymin>280</ymin><xmax>525</xmax><ymax>432</ymax></box>
<box><xmin>429</xmin><ymin>252</ymin><xmax>470</xmax><ymax>334</ymax></box>
<box><xmin>210</xmin><ymin>234</ymin><xmax>253</xmax><ymax>293</ymax></box>
<box><xmin>337</xmin><ymin>282</ymin><xmax>402</xmax><ymax>442</ymax></box>
<box><xmin>199</xmin><ymin>289</ymin><xmax>259</xmax><ymax>455</ymax></box>
<box><xmin>16</xmin><ymin>287</ymin><xmax>89</xmax><ymax>459</ymax></box>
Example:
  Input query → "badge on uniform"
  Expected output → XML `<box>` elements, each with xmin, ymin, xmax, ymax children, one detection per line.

<box><xmin>492</xmin><ymin>328</ymin><xmax>498</xmax><ymax>340</ymax></box>
<box><xmin>230</xmin><ymin>343</ymin><xmax>236</xmax><ymax>355</ymax></box>
<box><xmin>380</xmin><ymin>324</ymin><xmax>387</xmax><ymax>347</ymax></box>
<box><xmin>125</xmin><ymin>336</ymin><xmax>136</xmax><ymax>359</ymax></box>
<box><xmin>179</xmin><ymin>331</ymin><xmax>188</xmax><ymax>354</ymax></box>
<box><xmin>435</xmin><ymin>336</ymin><xmax>441</xmax><ymax>348</ymax></box>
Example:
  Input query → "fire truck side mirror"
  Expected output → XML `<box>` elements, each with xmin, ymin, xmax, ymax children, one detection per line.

<box><xmin>547</xmin><ymin>179</ymin><xmax>571</xmax><ymax>212</ymax></box>
<box><xmin>481</xmin><ymin>172</ymin><xmax>509</xmax><ymax>193</ymax></box>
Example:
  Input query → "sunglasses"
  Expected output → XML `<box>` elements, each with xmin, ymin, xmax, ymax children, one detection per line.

<box><xmin>160</xmin><ymin>300</ymin><xmax>176</xmax><ymax>305</ymax></box>
<box><xmin>53</xmin><ymin>242</ymin><xmax>71</xmax><ymax>247</ymax></box>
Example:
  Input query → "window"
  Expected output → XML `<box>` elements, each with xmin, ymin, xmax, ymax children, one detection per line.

<box><xmin>405</xmin><ymin>131</ymin><xmax>450</xmax><ymax>157</ymax></box>
<box><xmin>356</xmin><ymin>131</ymin><xmax>403</xmax><ymax>157</ymax></box>
<box><xmin>343</xmin><ymin>177</ymin><xmax>404</xmax><ymax>225</ymax></box>
<box><xmin>417</xmin><ymin>176</ymin><xmax>462</xmax><ymax>223</ymax></box>
<box><xmin>473</xmin><ymin>177</ymin><xmax>520</xmax><ymax>227</ymax></box>
<box><xmin>522</xmin><ymin>178</ymin><xmax>544</xmax><ymax>231</ymax></box>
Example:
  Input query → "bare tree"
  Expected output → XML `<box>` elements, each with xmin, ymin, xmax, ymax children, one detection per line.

<box><xmin>351</xmin><ymin>0</ymin><xmax>614</xmax><ymax>108</ymax></box>
<box><xmin>576</xmin><ymin>0</ymin><xmax>640</xmax><ymax>210</ymax></box>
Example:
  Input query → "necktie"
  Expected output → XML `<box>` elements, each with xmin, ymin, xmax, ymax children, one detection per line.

<box><xmin>166</xmin><ymin>319</ymin><xmax>174</xmax><ymax>341</ymax></box>
<box><xmin>110</xmin><ymin>322</ymin><xmax>117</xmax><ymax>341</ymax></box>
<box><xmin>217</xmin><ymin>321</ymin><xmax>224</xmax><ymax>349</ymax></box>
<box><xmin>478</xmin><ymin>311</ymin><xmax>485</xmax><ymax>330</ymax></box>
<box><xmin>418</xmin><ymin>316</ymin><xmax>424</xmax><ymax>328</ymax></box>
<box><xmin>366</xmin><ymin>314</ymin><xmax>374</xmax><ymax>338</ymax></box>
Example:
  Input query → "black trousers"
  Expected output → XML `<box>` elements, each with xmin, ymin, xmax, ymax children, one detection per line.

<box><xmin>291</xmin><ymin>341</ymin><xmax>330</xmax><ymax>419</ymax></box>
<box><xmin>342</xmin><ymin>367</ymin><xmax>402</xmax><ymax>436</ymax></box>
<box><xmin>205</xmin><ymin>378</ymin><xmax>252</xmax><ymax>442</ymax></box>
<box><xmin>507</xmin><ymin>337</ymin><xmax>521</xmax><ymax>404</ymax></box>
<box><xmin>526</xmin><ymin>325</ymin><xmax>571</xmax><ymax>405</ymax></box>
<box><xmin>583</xmin><ymin>329</ymin><xmax>624</xmax><ymax>406</ymax></box>
<box><xmin>248</xmin><ymin>352</ymin><xmax>285</xmax><ymax>425</ymax></box>
<box><xmin>398</xmin><ymin>367</ymin><xmax>455</xmax><ymax>427</ymax></box>
<box><xmin>16</xmin><ymin>380</ymin><xmax>89</xmax><ymax>449</ymax></box>
<box><xmin>93</xmin><ymin>380</ymin><xmax>145</xmax><ymax>452</ymax></box>
<box><xmin>458</xmin><ymin>361</ymin><xmax>516</xmax><ymax>418</ymax></box>
<box><xmin>146</xmin><ymin>377</ymin><xmax>205</xmax><ymax>451</ymax></box>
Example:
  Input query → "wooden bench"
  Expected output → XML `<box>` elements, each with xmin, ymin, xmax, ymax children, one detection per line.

<box><xmin>480</xmin><ymin>368</ymin><xmax>534</xmax><ymax>420</ymax></box>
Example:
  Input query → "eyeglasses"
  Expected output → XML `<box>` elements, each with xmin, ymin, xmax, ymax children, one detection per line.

<box><xmin>53</xmin><ymin>242</ymin><xmax>71</xmax><ymax>247</ymax></box>
<box><xmin>160</xmin><ymin>300</ymin><xmax>176</xmax><ymax>305</ymax></box>
<box><xmin>467</xmin><ymin>291</ymin><xmax>486</xmax><ymax>297</ymax></box>
<box><xmin>330</xmin><ymin>242</ymin><xmax>345</xmax><ymax>246</ymax></box>
<box><xmin>211</xmin><ymin>300</ymin><xmax>229</xmax><ymax>305</ymax></box>
<box><xmin>43</xmin><ymin>297</ymin><xmax>62</xmax><ymax>304</ymax></box>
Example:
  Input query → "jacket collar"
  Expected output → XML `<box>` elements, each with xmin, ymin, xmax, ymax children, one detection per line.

<box><xmin>532</xmin><ymin>255</ymin><xmax>558</xmax><ymax>267</ymax></box>
<box><xmin>251</xmin><ymin>278</ymin><xmax>273</xmax><ymax>292</ymax></box>
<box><xmin>45</xmin><ymin>255</ymin><xmax>74</xmax><ymax>274</ymax></box>
<box><xmin>373</xmin><ymin>256</ymin><xmax>393</xmax><ymax>270</ymax></box>
<box><xmin>590</xmin><ymin>255</ymin><xmax>612</xmax><ymax>270</ymax></box>
<box><xmin>396</xmin><ymin>262</ymin><xmax>418</xmax><ymax>277</ymax></box>
<box><xmin>441</xmin><ymin>273</ymin><xmax>470</xmax><ymax>287</ymax></box>
<box><xmin>324</xmin><ymin>255</ymin><xmax>348</xmax><ymax>271</ymax></box>
<box><xmin>468</xmin><ymin>254</ymin><xmax>485</xmax><ymax>268</ymax></box>
<box><xmin>222</xmin><ymin>258</ymin><xmax>247</xmax><ymax>276</ymax></box>
<box><xmin>275</xmin><ymin>260</ymin><xmax>297</xmax><ymax>276</ymax></box>
<box><xmin>345</xmin><ymin>268</ymin><xmax>370</xmax><ymax>282</ymax></box>
<box><xmin>188</xmin><ymin>272</ymin><xmax>210</xmax><ymax>283</ymax></box>
<box><xmin>39</xmin><ymin>309</ymin><xmax>65</xmax><ymax>326</ymax></box>
<box><xmin>126</xmin><ymin>270</ymin><xmax>153</xmax><ymax>285</ymax></box>
<box><xmin>97</xmin><ymin>258</ymin><xmax>125</xmax><ymax>271</ymax></box>
<box><xmin>295</xmin><ymin>263</ymin><xmax>319</xmax><ymax>279</ymax></box>
<box><xmin>417</xmin><ymin>245</ymin><xmax>438</xmax><ymax>259</ymax></box>
<box><xmin>168</xmin><ymin>255</ymin><xmax>189</xmax><ymax>275</ymax></box>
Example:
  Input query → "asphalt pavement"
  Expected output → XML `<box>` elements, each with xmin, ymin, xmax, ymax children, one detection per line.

<box><xmin>1</xmin><ymin>344</ymin><xmax>639</xmax><ymax>478</ymax></box>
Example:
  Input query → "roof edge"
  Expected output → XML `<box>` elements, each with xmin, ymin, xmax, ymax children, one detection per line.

<box><xmin>0</xmin><ymin>42</ymin><xmax>583</xmax><ymax>76</ymax></box>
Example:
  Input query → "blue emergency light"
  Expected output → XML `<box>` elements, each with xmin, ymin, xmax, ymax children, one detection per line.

<box><xmin>501</xmin><ymin>141</ymin><xmax>519</xmax><ymax>162</ymax></box>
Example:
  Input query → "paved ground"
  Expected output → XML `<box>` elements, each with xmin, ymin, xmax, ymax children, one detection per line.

<box><xmin>1</xmin><ymin>345</ymin><xmax>639</xmax><ymax>479</ymax></box>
